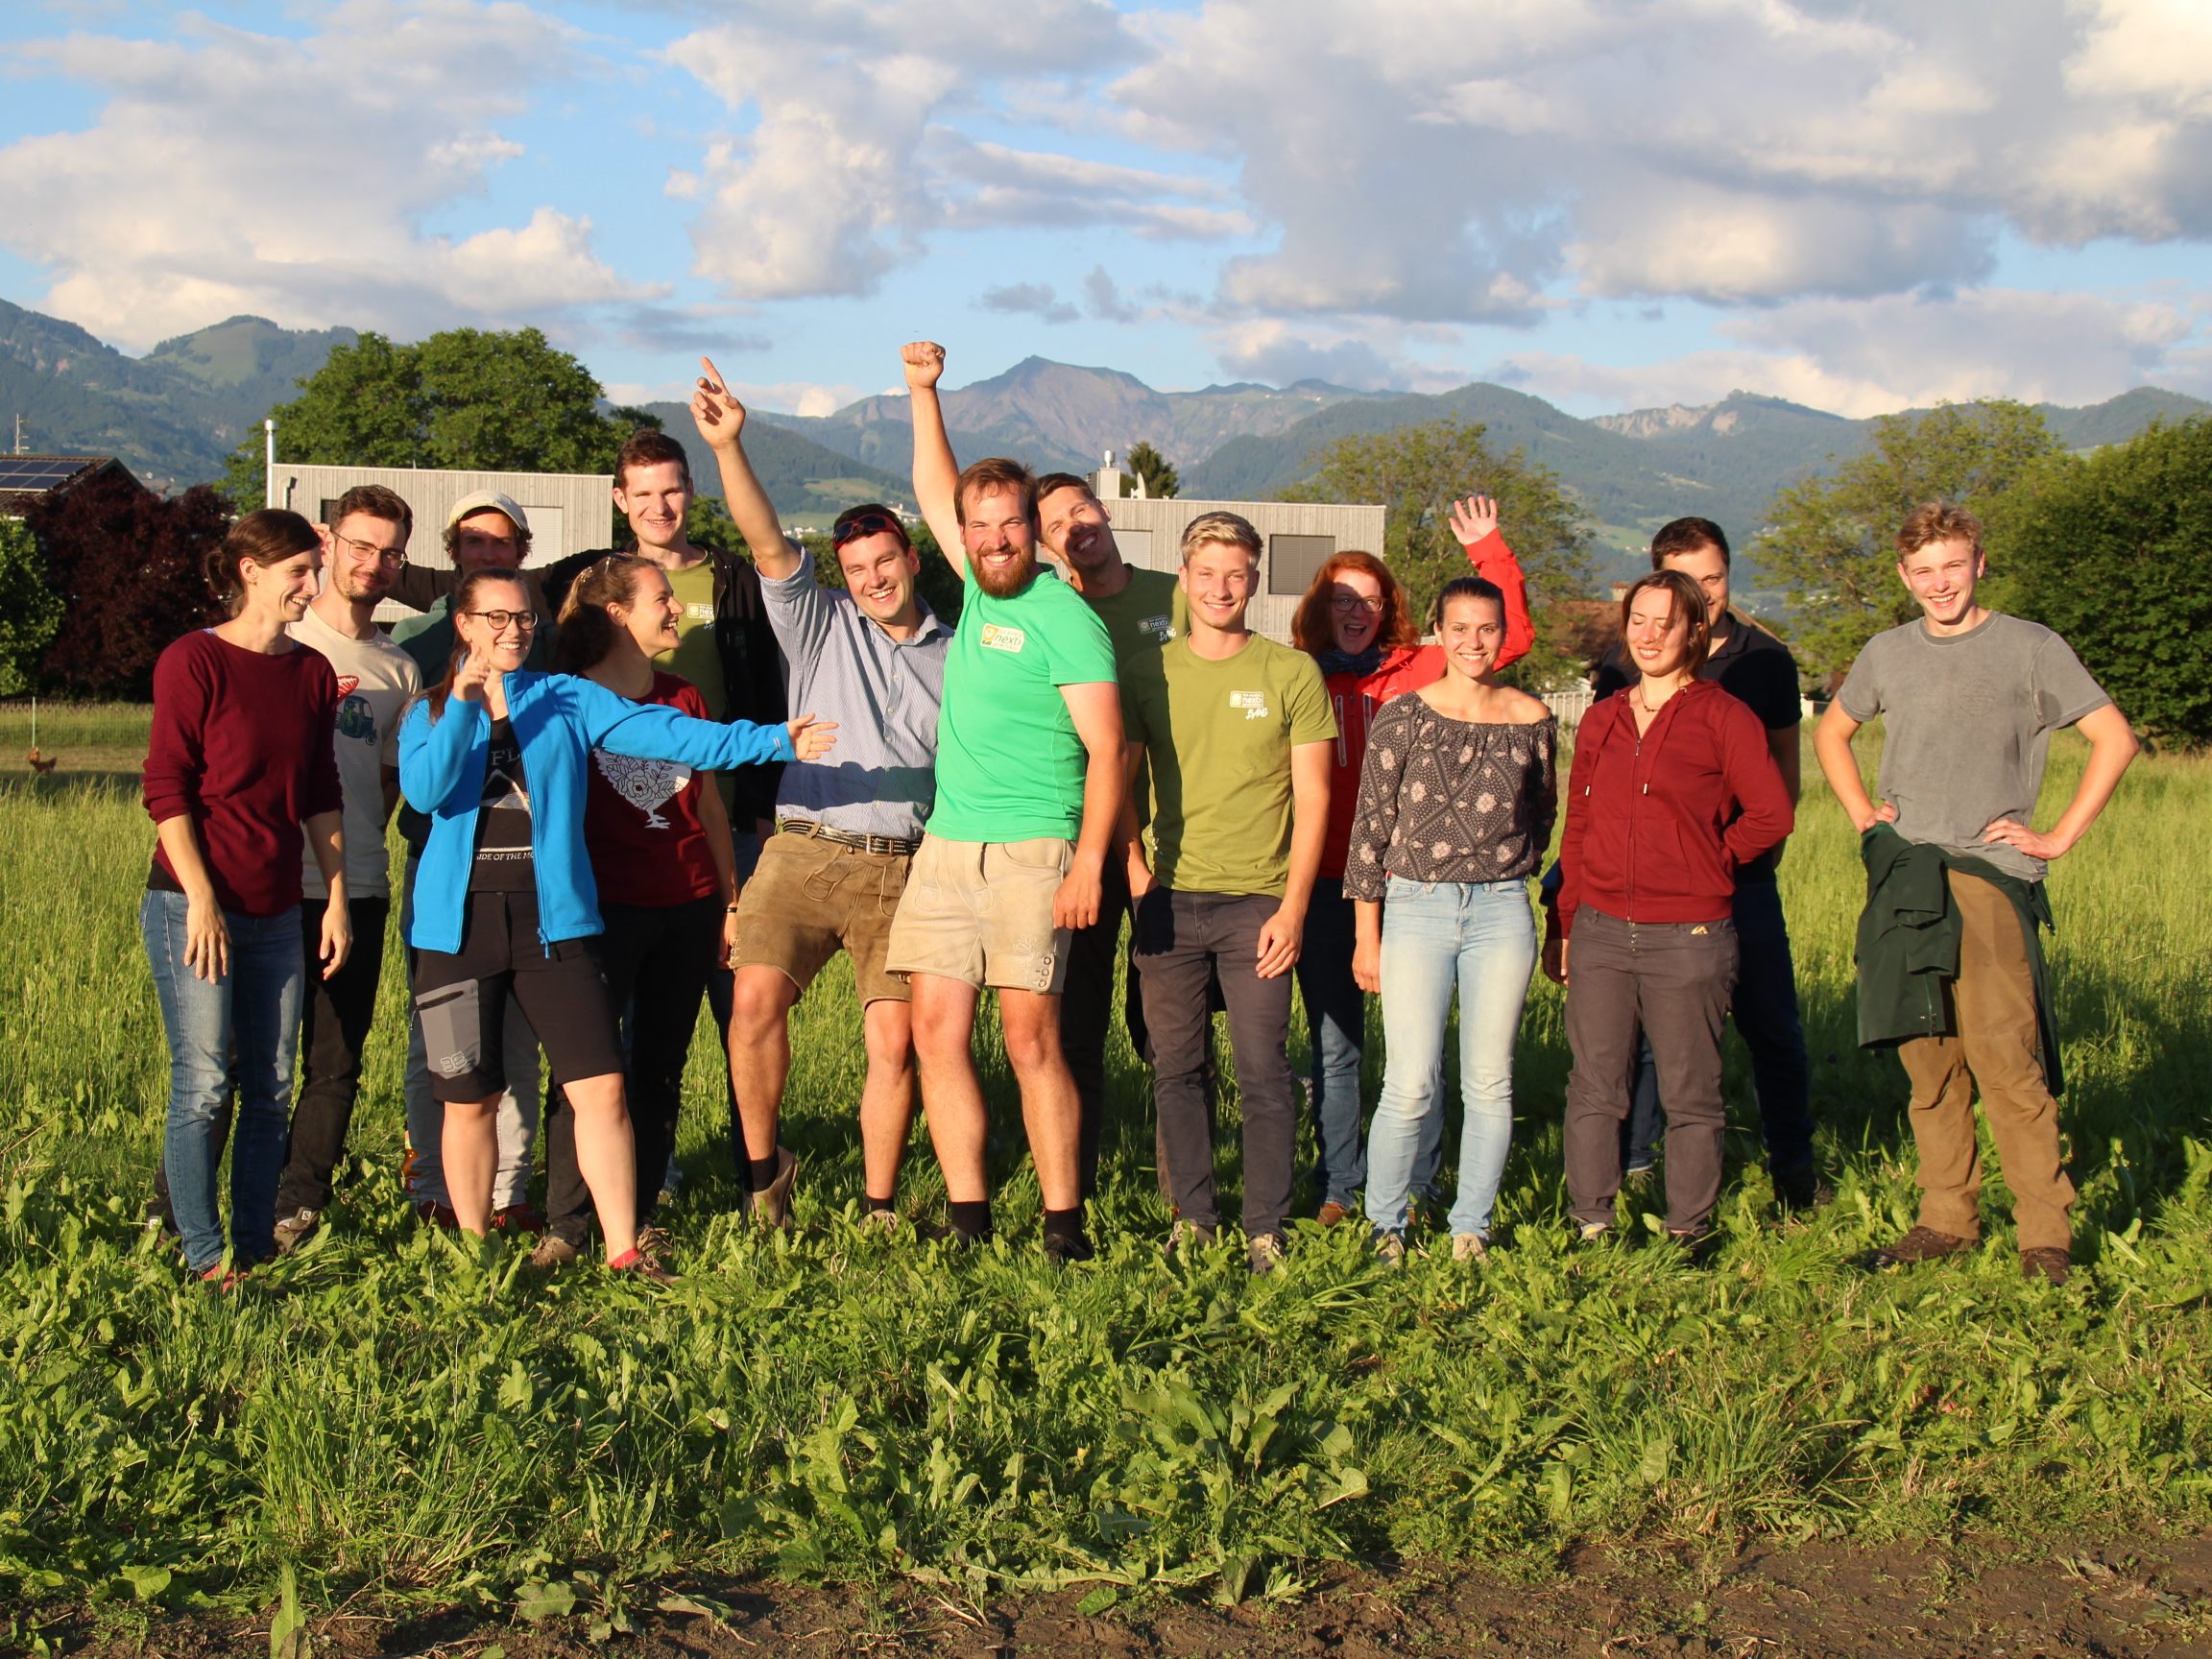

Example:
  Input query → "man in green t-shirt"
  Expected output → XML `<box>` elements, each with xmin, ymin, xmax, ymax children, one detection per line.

<box><xmin>1122</xmin><ymin>511</ymin><xmax>1335</xmax><ymax>1274</ymax></box>
<box><xmin>888</xmin><ymin>342</ymin><xmax>1124</xmax><ymax>1262</ymax></box>
<box><xmin>1035</xmin><ymin>469</ymin><xmax>1190</xmax><ymax>1197</ymax></box>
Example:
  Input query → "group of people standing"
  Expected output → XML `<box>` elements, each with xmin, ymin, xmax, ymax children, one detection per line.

<box><xmin>137</xmin><ymin>339</ymin><xmax>2135</xmax><ymax>1291</ymax></box>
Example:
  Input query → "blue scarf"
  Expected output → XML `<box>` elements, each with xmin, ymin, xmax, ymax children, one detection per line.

<box><xmin>1315</xmin><ymin>644</ymin><xmax>1385</xmax><ymax>679</ymax></box>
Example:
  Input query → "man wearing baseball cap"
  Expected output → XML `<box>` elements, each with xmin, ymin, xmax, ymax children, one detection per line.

<box><xmin>389</xmin><ymin>492</ymin><xmax>555</xmax><ymax>680</ymax></box>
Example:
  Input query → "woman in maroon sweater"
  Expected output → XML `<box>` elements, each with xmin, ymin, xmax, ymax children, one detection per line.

<box><xmin>141</xmin><ymin>509</ymin><xmax>350</xmax><ymax>1284</ymax></box>
<box><xmin>535</xmin><ymin>556</ymin><xmax>740</xmax><ymax>1269</ymax></box>
<box><xmin>1552</xmin><ymin>568</ymin><xmax>1791</xmax><ymax>1250</ymax></box>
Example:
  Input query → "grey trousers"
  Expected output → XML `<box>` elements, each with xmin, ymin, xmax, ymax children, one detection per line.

<box><xmin>1563</xmin><ymin>907</ymin><xmax>1739</xmax><ymax>1234</ymax></box>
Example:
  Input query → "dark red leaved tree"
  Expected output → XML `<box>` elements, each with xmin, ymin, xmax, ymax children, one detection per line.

<box><xmin>26</xmin><ymin>471</ymin><xmax>231</xmax><ymax>699</ymax></box>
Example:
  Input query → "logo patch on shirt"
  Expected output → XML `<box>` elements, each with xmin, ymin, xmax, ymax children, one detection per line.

<box><xmin>1230</xmin><ymin>690</ymin><xmax>1270</xmax><ymax>720</ymax></box>
<box><xmin>1139</xmin><ymin>614</ymin><xmax>1175</xmax><ymax>641</ymax></box>
<box><xmin>335</xmin><ymin>675</ymin><xmax>360</xmax><ymax>698</ymax></box>
<box><xmin>979</xmin><ymin>623</ymin><xmax>1026</xmax><ymax>653</ymax></box>
<box><xmin>685</xmin><ymin>603</ymin><xmax>714</xmax><ymax>622</ymax></box>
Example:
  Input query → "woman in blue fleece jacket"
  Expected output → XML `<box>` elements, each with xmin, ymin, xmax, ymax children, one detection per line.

<box><xmin>399</xmin><ymin>567</ymin><xmax>834</xmax><ymax>1275</ymax></box>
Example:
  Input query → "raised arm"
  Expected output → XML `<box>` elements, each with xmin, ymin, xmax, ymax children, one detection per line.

<box><xmin>902</xmin><ymin>341</ymin><xmax>966</xmax><ymax>575</ymax></box>
<box><xmin>1447</xmin><ymin>494</ymin><xmax>1535</xmax><ymax>671</ymax></box>
<box><xmin>692</xmin><ymin>355</ymin><xmax>798</xmax><ymax>582</ymax></box>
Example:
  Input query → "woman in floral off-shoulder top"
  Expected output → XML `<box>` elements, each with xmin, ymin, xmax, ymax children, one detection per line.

<box><xmin>1347</xmin><ymin>575</ymin><xmax>1556</xmax><ymax>1262</ymax></box>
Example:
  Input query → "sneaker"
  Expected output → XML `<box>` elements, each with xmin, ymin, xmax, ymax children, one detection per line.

<box><xmin>744</xmin><ymin>1145</ymin><xmax>798</xmax><ymax>1230</ymax></box>
<box><xmin>197</xmin><ymin>1262</ymin><xmax>246</xmax><ymax>1293</ymax></box>
<box><xmin>1622</xmin><ymin>1161</ymin><xmax>1657</xmax><ymax>1190</ymax></box>
<box><xmin>1855</xmin><ymin>1225</ymin><xmax>1973</xmax><ymax>1272</ymax></box>
<box><xmin>862</xmin><ymin>1209</ymin><xmax>902</xmax><ymax>1237</ymax></box>
<box><xmin>1772</xmin><ymin>1163</ymin><xmax>1835</xmax><ymax>1214</ymax></box>
<box><xmin>1373</xmin><ymin>1231</ymin><xmax>1407</xmax><ymax>1268</ymax></box>
<box><xmin>1163</xmin><ymin>1219</ymin><xmax>1218</xmax><ymax>1263</ymax></box>
<box><xmin>1043</xmin><ymin>1229</ymin><xmax>1096</xmax><ymax>1265</ymax></box>
<box><xmin>1316</xmin><ymin>1200</ymin><xmax>1352</xmax><ymax>1228</ymax></box>
<box><xmin>1247</xmin><ymin>1232</ymin><xmax>1287</xmax><ymax>1276</ymax></box>
<box><xmin>1574</xmin><ymin>1220</ymin><xmax>1614</xmax><ymax>1245</ymax></box>
<box><xmin>636</xmin><ymin>1224</ymin><xmax>674</xmax><ymax>1271</ymax></box>
<box><xmin>415</xmin><ymin>1198</ymin><xmax>460</xmax><ymax>1231</ymax></box>
<box><xmin>528</xmin><ymin>1234</ymin><xmax>581</xmax><ymax>1271</ymax></box>
<box><xmin>1666</xmin><ymin>1227</ymin><xmax>1722</xmax><ymax>1266</ymax></box>
<box><xmin>608</xmin><ymin>1246</ymin><xmax>676</xmax><ymax>1286</ymax></box>
<box><xmin>271</xmin><ymin>1207</ymin><xmax>320</xmax><ymax>1255</ymax></box>
<box><xmin>2020</xmin><ymin>1246</ymin><xmax>2072</xmax><ymax>1286</ymax></box>
<box><xmin>491</xmin><ymin>1202</ymin><xmax>544</xmax><ymax>1235</ymax></box>
<box><xmin>1451</xmin><ymin>1233</ymin><xmax>1488</xmax><ymax>1263</ymax></box>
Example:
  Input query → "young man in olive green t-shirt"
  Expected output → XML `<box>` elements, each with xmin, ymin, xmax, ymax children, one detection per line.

<box><xmin>1036</xmin><ymin>470</ymin><xmax>1191</xmax><ymax>1195</ymax></box>
<box><xmin>1122</xmin><ymin>512</ymin><xmax>1335</xmax><ymax>1272</ymax></box>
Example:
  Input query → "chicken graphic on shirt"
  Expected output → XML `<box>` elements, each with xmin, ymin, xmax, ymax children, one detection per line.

<box><xmin>593</xmin><ymin>750</ymin><xmax>691</xmax><ymax>829</ymax></box>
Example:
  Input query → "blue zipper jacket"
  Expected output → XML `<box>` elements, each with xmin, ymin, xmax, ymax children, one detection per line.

<box><xmin>399</xmin><ymin>670</ymin><xmax>794</xmax><ymax>954</ymax></box>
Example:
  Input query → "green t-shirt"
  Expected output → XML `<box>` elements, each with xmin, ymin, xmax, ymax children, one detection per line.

<box><xmin>658</xmin><ymin>559</ymin><xmax>727</xmax><ymax>720</ymax></box>
<box><xmin>1127</xmin><ymin>633</ymin><xmax>1336</xmax><ymax>898</ymax></box>
<box><xmin>928</xmin><ymin>565</ymin><xmax>1117</xmax><ymax>843</ymax></box>
<box><xmin>1085</xmin><ymin>565</ymin><xmax>1186</xmax><ymax>831</ymax></box>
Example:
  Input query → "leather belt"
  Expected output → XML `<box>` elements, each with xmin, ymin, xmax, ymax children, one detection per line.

<box><xmin>777</xmin><ymin>818</ymin><xmax>921</xmax><ymax>858</ymax></box>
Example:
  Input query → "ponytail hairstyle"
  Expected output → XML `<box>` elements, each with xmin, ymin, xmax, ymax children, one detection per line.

<box><xmin>204</xmin><ymin>508</ymin><xmax>320</xmax><ymax>617</ymax></box>
<box><xmin>425</xmin><ymin>568</ymin><xmax>530</xmax><ymax>720</ymax></box>
<box><xmin>1429</xmin><ymin>574</ymin><xmax>1504</xmax><ymax>636</ymax></box>
<box><xmin>552</xmin><ymin>554</ymin><xmax>657</xmax><ymax>674</ymax></box>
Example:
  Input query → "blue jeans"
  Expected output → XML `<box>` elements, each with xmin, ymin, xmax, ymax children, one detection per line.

<box><xmin>1363</xmin><ymin>878</ymin><xmax>1536</xmax><ymax>1239</ymax></box>
<box><xmin>1297</xmin><ymin>878</ymin><xmax>1442</xmax><ymax>1209</ymax></box>
<box><xmin>1621</xmin><ymin>875</ymin><xmax>1814</xmax><ymax>1175</ymax></box>
<box><xmin>141</xmin><ymin>891</ymin><xmax>303</xmax><ymax>1273</ymax></box>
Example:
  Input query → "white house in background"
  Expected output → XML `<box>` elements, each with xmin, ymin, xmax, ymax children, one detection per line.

<box><xmin>265</xmin><ymin>461</ymin><xmax>613</xmax><ymax>625</ymax></box>
<box><xmin>1086</xmin><ymin>452</ymin><xmax>1385</xmax><ymax>644</ymax></box>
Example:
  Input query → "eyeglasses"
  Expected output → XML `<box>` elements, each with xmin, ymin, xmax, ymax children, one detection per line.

<box><xmin>1330</xmin><ymin>593</ymin><xmax>1385</xmax><ymax>614</ymax></box>
<box><xmin>831</xmin><ymin>510</ymin><xmax>903</xmax><ymax>548</ymax></box>
<box><xmin>465</xmin><ymin>609</ymin><xmax>539</xmax><ymax>632</ymax></box>
<box><xmin>331</xmin><ymin>530</ymin><xmax>407</xmax><ymax>565</ymax></box>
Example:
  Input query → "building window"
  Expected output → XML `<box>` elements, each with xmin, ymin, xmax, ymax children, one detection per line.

<box><xmin>1267</xmin><ymin>533</ymin><xmax>1335</xmax><ymax>596</ymax></box>
<box><xmin>1113</xmin><ymin>527</ymin><xmax>1156</xmax><ymax>569</ymax></box>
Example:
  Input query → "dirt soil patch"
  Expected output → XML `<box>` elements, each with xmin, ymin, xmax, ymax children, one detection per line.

<box><xmin>28</xmin><ymin>1530</ymin><xmax>2212</xmax><ymax>1658</ymax></box>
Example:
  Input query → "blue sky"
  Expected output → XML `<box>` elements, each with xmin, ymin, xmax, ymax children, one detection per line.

<box><xmin>3</xmin><ymin>0</ymin><xmax>2210</xmax><ymax>422</ymax></box>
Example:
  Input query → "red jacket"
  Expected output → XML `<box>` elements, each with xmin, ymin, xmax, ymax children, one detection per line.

<box><xmin>1556</xmin><ymin>679</ymin><xmax>1791</xmax><ymax>935</ymax></box>
<box><xmin>1319</xmin><ymin>530</ymin><xmax>1533</xmax><ymax>879</ymax></box>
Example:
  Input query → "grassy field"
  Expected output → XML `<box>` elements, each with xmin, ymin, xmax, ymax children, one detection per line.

<box><xmin>0</xmin><ymin>709</ymin><xmax>2208</xmax><ymax>1641</ymax></box>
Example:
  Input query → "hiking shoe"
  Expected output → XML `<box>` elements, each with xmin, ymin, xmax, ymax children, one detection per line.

<box><xmin>862</xmin><ymin>1208</ymin><xmax>902</xmax><ymax>1237</ymax></box>
<box><xmin>271</xmin><ymin>1207</ymin><xmax>320</xmax><ymax>1255</ymax></box>
<box><xmin>1622</xmin><ymin>1161</ymin><xmax>1657</xmax><ymax>1191</ymax></box>
<box><xmin>1856</xmin><ymin>1225</ymin><xmax>1972</xmax><ymax>1272</ymax></box>
<box><xmin>1163</xmin><ymin>1219</ymin><xmax>1218</xmax><ymax>1263</ymax></box>
<box><xmin>197</xmin><ymin>1261</ymin><xmax>246</xmax><ymax>1293</ymax></box>
<box><xmin>608</xmin><ymin>1246</ymin><xmax>676</xmax><ymax>1286</ymax></box>
<box><xmin>1773</xmin><ymin>1163</ymin><xmax>1835</xmax><ymax>1214</ymax></box>
<box><xmin>1373</xmin><ymin>1231</ymin><xmax>1407</xmax><ymax>1268</ymax></box>
<box><xmin>1452</xmin><ymin>1232</ymin><xmax>1488</xmax><ymax>1263</ymax></box>
<box><xmin>744</xmin><ymin>1145</ymin><xmax>798</xmax><ymax>1229</ymax></box>
<box><xmin>636</xmin><ymin>1224</ymin><xmax>674</xmax><ymax>1271</ymax></box>
<box><xmin>2021</xmin><ymin>1246</ymin><xmax>2072</xmax><ymax>1286</ymax></box>
<box><xmin>1247</xmin><ymin>1232</ymin><xmax>1287</xmax><ymax>1276</ymax></box>
<box><xmin>491</xmin><ymin>1202</ymin><xmax>545</xmax><ymax>1235</ymax></box>
<box><xmin>1316</xmin><ymin>1200</ymin><xmax>1352</xmax><ymax>1228</ymax></box>
<box><xmin>415</xmin><ymin>1198</ymin><xmax>460</xmax><ymax>1230</ymax></box>
<box><xmin>1043</xmin><ymin>1229</ymin><xmax>1096</xmax><ymax>1265</ymax></box>
<box><xmin>528</xmin><ymin>1233</ymin><xmax>581</xmax><ymax>1271</ymax></box>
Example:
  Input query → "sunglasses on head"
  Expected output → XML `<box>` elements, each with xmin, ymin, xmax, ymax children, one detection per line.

<box><xmin>831</xmin><ymin>509</ymin><xmax>904</xmax><ymax>548</ymax></box>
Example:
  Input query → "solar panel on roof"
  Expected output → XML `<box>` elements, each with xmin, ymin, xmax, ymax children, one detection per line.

<box><xmin>0</xmin><ymin>455</ymin><xmax>106</xmax><ymax>490</ymax></box>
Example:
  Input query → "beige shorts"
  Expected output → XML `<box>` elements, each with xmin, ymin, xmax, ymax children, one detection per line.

<box><xmin>884</xmin><ymin>833</ymin><xmax>1072</xmax><ymax>994</ymax></box>
<box><xmin>730</xmin><ymin>830</ymin><xmax>913</xmax><ymax>1004</ymax></box>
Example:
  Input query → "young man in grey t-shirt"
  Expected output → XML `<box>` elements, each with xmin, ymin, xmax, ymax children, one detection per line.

<box><xmin>1815</xmin><ymin>501</ymin><xmax>2138</xmax><ymax>1286</ymax></box>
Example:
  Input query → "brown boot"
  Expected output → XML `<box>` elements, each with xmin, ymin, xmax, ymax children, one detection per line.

<box><xmin>2020</xmin><ymin>1246</ymin><xmax>2072</xmax><ymax>1286</ymax></box>
<box><xmin>744</xmin><ymin>1146</ymin><xmax>798</xmax><ymax>1229</ymax></box>
<box><xmin>1855</xmin><ymin>1225</ymin><xmax>1973</xmax><ymax>1272</ymax></box>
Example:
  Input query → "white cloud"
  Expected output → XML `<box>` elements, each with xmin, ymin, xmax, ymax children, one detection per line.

<box><xmin>603</xmin><ymin>377</ymin><xmax>862</xmax><ymax>420</ymax></box>
<box><xmin>1208</xmin><ymin>319</ymin><xmax>1466</xmax><ymax>393</ymax></box>
<box><xmin>979</xmin><ymin>282</ymin><xmax>1080</xmax><ymax>324</ymax></box>
<box><xmin>0</xmin><ymin>3</ymin><xmax>655</xmax><ymax>347</ymax></box>
<box><xmin>1490</xmin><ymin>289</ymin><xmax>2203</xmax><ymax>418</ymax></box>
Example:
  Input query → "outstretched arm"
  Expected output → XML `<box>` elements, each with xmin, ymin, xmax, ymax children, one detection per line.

<box><xmin>902</xmin><ymin>341</ymin><xmax>966</xmax><ymax>577</ymax></box>
<box><xmin>692</xmin><ymin>355</ymin><xmax>798</xmax><ymax>582</ymax></box>
<box><xmin>1447</xmin><ymin>494</ymin><xmax>1535</xmax><ymax>671</ymax></box>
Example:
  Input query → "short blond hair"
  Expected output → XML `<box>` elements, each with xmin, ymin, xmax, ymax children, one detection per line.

<box><xmin>1896</xmin><ymin>500</ymin><xmax>1983</xmax><ymax>559</ymax></box>
<box><xmin>1180</xmin><ymin>510</ymin><xmax>1262</xmax><ymax>566</ymax></box>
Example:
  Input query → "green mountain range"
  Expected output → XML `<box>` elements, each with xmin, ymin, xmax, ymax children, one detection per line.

<box><xmin>4</xmin><ymin>298</ymin><xmax>2203</xmax><ymax>575</ymax></box>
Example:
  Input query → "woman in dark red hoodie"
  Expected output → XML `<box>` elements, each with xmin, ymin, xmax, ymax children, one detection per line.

<box><xmin>1289</xmin><ymin>499</ymin><xmax>1533</xmax><ymax>1224</ymax></box>
<box><xmin>1552</xmin><ymin>568</ymin><xmax>1791</xmax><ymax>1250</ymax></box>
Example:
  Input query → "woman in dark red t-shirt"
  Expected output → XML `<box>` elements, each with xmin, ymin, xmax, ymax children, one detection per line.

<box><xmin>536</xmin><ymin>555</ymin><xmax>740</xmax><ymax>1264</ymax></box>
<box><xmin>141</xmin><ymin>509</ymin><xmax>351</xmax><ymax>1285</ymax></box>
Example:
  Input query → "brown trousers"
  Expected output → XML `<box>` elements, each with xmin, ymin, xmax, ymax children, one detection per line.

<box><xmin>1897</xmin><ymin>870</ymin><xmax>2075</xmax><ymax>1253</ymax></box>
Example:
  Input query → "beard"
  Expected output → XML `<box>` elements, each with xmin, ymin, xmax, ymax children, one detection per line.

<box><xmin>972</xmin><ymin>545</ymin><xmax>1036</xmax><ymax>599</ymax></box>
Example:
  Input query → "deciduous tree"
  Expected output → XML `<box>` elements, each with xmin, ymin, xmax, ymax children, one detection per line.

<box><xmin>1282</xmin><ymin>416</ymin><xmax>1593</xmax><ymax>685</ymax></box>
<box><xmin>1756</xmin><ymin>400</ymin><xmax>2058</xmax><ymax>683</ymax></box>
<box><xmin>0</xmin><ymin>518</ymin><xmax>61</xmax><ymax>696</ymax></box>
<box><xmin>1984</xmin><ymin>418</ymin><xmax>2212</xmax><ymax>749</ymax></box>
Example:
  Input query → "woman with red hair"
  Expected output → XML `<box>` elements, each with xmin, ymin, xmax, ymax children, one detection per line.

<box><xmin>1289</xmin><ymin>498</ymin><xmax>1533</xmax><ymax>1223</ymax></box>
